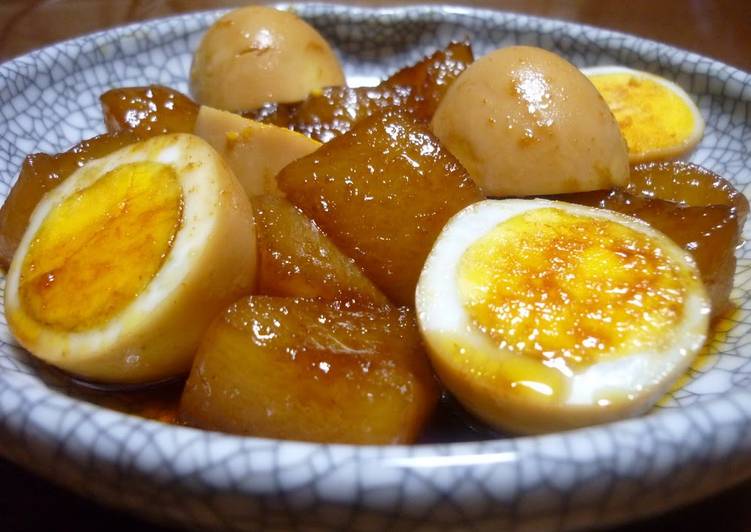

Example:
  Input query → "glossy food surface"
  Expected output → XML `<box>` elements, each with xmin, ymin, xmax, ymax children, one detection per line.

<box><xmin>101</xmin><ymin>85</ymin><xmax>198</xmax><ymax>136</ymax></box>
<box><xmin>277</xmin><ymin>110</ymin><xmax>484</xmax><ymax>306</ymax></box>
<box><xmin>432</xmin><ymin>46</ymin><xmax>629</xmax><ymax>196</ymax></box>
<box><xmin>560</xmin><ymin>161</ymin><xmax>748</xmax><ymax>318</ymax></box>
<box><xmin>246</xmin><ymin>42</ymin><xmax>473</xmax><ymax>142</ymax></box>
<box><xmin>384</xmin><ymin>41</ymin><xmax>474</xmax><ymax>119</ymax></box>
<box><xmin>1</xmin><ymin>4</ymin><xmax>751</xmax><ymax>531</ymax></box>
<box><xmin>1</xmin><ymin>85</ymin><xmax>199</xmax><ymax>272</ymax></box>
<box><xmin>247</xmin><ymin>84</ymin><xmax>416</xmax><ymax>143</ymax></box>
<box><xmin>628</xmin><ymin>161</ymin><xmax>749</xmax><ymax>226</ymax></box>
<box><xmin>1</xmin><ymin>85</ymin><xmax>200</xmax><ymax>271</ymax></box>
<box><xmin>179</xmin><ymin>296</ymin><xmax>438</xmax><ymax>444</ymax></box>
<box><xmin>459</xmin><ymin>207</ymin><xmax>690</xmax><ymax>368</ymax></box>
<box><xmin>417</xmin><ymin>199</ymin><xmax>709</xmax><ymax>434</ymax></box>
<box><xmin>253</xmin><ymin>194</ymin><xmax>388</xmax><ymax>305</ymax></box>
<box><xmin>4</xmin><ymin>134</ymin><xmax>258</xmax><ymax>383</ymax></box>
<box><xmin>0</xmin><ymin>130</ymin><xmax>141</xmax><ymax>269</ymax></box>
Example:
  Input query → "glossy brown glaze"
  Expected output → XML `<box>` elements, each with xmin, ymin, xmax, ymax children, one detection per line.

<box><xmin>384</xmin><ymin>41</ymin><xmax>474</xmax><ymax>119</ymax></box>
<box><xmin>245</xmin><ymin>42</ymin><xmax>473</xmax><ymax>142</ymax></box>
<box><xmin>558</xmin><ymin>162</ymin><xmax>749</xmax><ymax>318</ymax></box>
<box><xmin>253</xmin><ymin>194</ymin><xmax>389</xmax><ymax>305</ymax></box>
<box><xmin>0</xmin><ymin>86</ymin><xmax>198</xmax><ymax>271</ymax></box>
<box><xmin>73</xmin><ymin>378</ymin><xmax>184</xmax><ymax>425</ymax></box>
<box><xmin>628</xmin><ymin>161</ymin><xmax>749</xmax><ymax>228</ymax></box>
<box><xmin>179</xmin><ymin>296</ymin><xmax>439</xmax><ymax>444</ymax></box>
<box><xmin>277</xmin><ymin>109</ymin><xmax>484</xmax><ymax>306</ymax></box>
<box><xmin>101</xmin><ymin>85</ymin><xmax>199</xmax><ymax>135</ymax></box>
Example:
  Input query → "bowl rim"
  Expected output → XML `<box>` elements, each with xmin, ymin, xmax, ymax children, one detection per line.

<box><xmin>1</xmin><ymin>0</ymin><xmax>750</xmax><ymax>468</ymax></box>
<box><xmin>1</xmin><ymin>3</ymin><xmax>751</xmax><ymax>528</ymax></box>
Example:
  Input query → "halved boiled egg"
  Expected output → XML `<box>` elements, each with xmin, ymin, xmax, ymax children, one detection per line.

<box><xmin>416</xmin><ymin>199</ymin><xmax>710</xmax><ymax>434</ymax></box>
<box><xmin>582</xmin><ymin>66</ymin><xmax>705</xmax><ymax>162</ymax></box>
<box><xmin>431</xmin><ymin>46</ymin><xmax>629</xmax><ymax>197</ymax></box>
<box><xmin>4</xmin><ymin>133</ymin><xmax>257</xmax><ymax>384</ymax></box>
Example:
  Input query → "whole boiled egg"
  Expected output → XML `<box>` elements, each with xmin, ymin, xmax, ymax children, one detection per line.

<box><xmin>431</xmin><ymin>46</ymin><xmax>629</xmax><ymax>197</ymax></box>
<box><xmin>4</xmin><ymin>134</ymin><xmax>257</xmax><ymax>384</ymax></box>
<box><xmin>416</xmin><ymin>199</ymin><xmax>710</xmax><ymax>434</ymax></box>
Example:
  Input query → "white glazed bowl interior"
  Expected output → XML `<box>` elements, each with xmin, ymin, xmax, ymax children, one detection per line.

<box><xmin>1</xmin><ymin>4</ymin><xmax>750</xmax><ymax>531</ymax></box>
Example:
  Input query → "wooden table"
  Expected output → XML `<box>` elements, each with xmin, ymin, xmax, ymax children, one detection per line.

<box><xmin>1</xmin><ymin>1</ymin><xmax>750</xmax><ymax>530</ymax></box>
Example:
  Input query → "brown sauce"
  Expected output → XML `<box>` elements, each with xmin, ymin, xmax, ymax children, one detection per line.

<box><xmin>551</xmin><ymin>161</ymin><xmax>749</xmax><ymax>319</ymax></box>
<box><xmin>72</xmin><ymin>375</ymin><xmax>503</xmax><ymax>443</ymax></box>
<box><xmin>70</xmin><ymin>304</ymin><xmax>736</xmax><ymax>445</ymax></box>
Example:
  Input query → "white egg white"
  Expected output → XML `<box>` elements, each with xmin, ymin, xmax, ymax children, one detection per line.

<box><xmin>4</xmin><ymin>133</ymin><xmax>257</xmax><ymax>384</ymax></box>
<box><xmin>416</xmin><ymin>198</ymin><xmax>710</xmax><ymax>434</ymax></box>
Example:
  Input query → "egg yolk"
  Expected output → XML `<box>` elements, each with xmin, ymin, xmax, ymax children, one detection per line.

<box><xmin>458</xmin><ymin>207</ymin><xmax>691</xmax><ymax>371</ymax></box>
<box><xmin>588</xmin><ymin>73</ymin><xmax>697</xmax><ymax>156</ymax></box>
<box><xmin>19</xmin><ymin>161</ymin><xmax>183</xmax><ymax>332</ymax></box>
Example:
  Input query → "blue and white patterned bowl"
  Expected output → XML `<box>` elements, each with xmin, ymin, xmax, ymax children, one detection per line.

<box><xmin>1</xmin><ymin>4</ymin><xmax>751</xmax><ymax>531</ymax></box>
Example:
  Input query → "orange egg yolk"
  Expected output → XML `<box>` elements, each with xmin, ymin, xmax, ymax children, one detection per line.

<box><xmin>19</xmin><ymin>161</ymin><xmax>183</xmax><ymax>332</ymax></box>
<box><xmin>588</xmin><ymin>72</ymin><xmax>698</xmax><ymax>157</ymax></box>
<box><xmin>458</xmin><ymin>207</ymin><xmax>691</xmax><ymax>372</ymax></box>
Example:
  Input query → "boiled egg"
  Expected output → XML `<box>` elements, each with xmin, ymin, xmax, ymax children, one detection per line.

<box><xmin>4</xmin><ymin>134</ymin><xmax>257</xmax><ymax>384</ymax></box>
<box><xmin>582</xmin><ymin>66</ymin><xmax>705</xmax><ymax>162</ymax></box>
<box><xmin>193</xmin><ymin>105</ymin><xmax>321</xmax><ymax>197</ymax></box>
<box><xmin>415</xmin><ymin>199</ymin><xmax>710</xmax><ymax>434</ymax></box>
<box><xmin>431</xmin><ymin>46</ymin><xmax>629</xmax><ymax>197</ymax></box>
<box><xmin>190</xmin><ymin>6</ymin><xmax>345</xmax><ymax>111</ymax></box>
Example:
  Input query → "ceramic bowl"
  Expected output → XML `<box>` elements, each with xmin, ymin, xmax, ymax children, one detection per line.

<box><xmin>1</xmin><ymin>4</ymin><xmax>750</xmax><ymax>531</ymax></box>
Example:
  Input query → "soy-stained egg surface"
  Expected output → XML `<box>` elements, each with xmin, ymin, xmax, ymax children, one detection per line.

<box><xmin>431</xmin><ymin>46</ymin><xmax>629</xmax><ymax>197</ymax></box>
<box><xmin>4</xmin><ymin>134</ymin><xmax>257</xmax><ymax>384</ymax></box>
<box><xmin>583</xmin><ymin>66</ymin><xmax>704</xmax><ymax>162</ymax></box>
<box><xmin>416</xmin><ymin>199</ymin><xmax>710</xmax><ymax>434</ymax></box>
<box><xmin>190</xmin><ymin>6</ymin><xmax>345</xmax><ymax>111</ymax></box>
